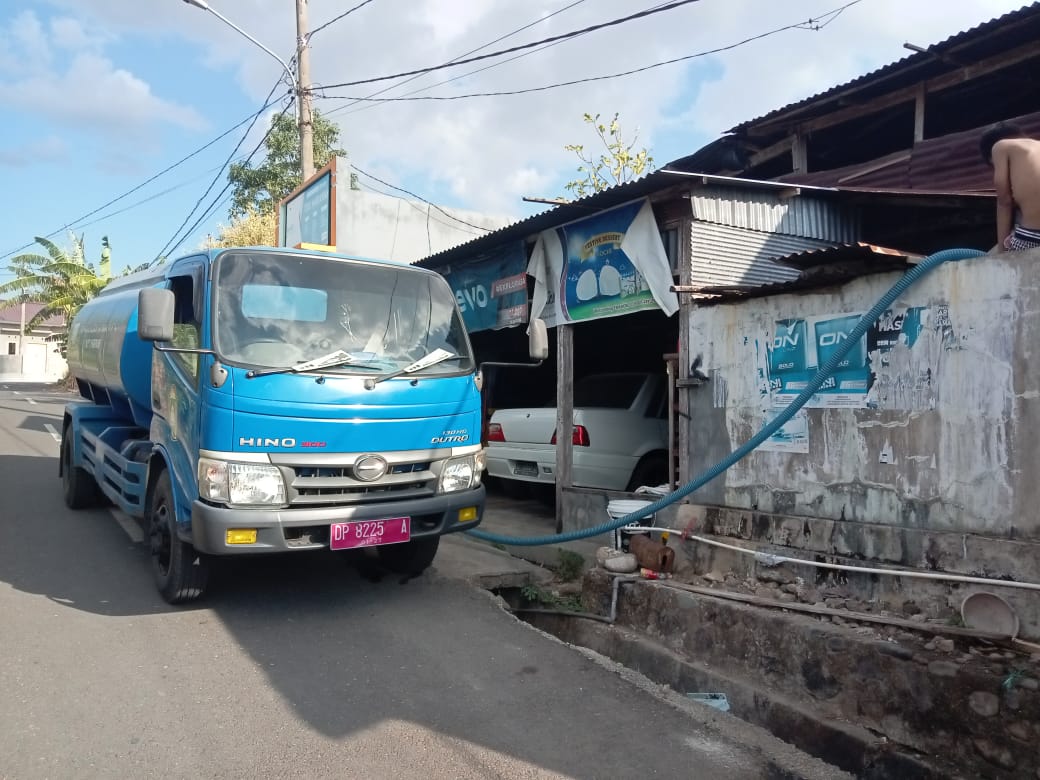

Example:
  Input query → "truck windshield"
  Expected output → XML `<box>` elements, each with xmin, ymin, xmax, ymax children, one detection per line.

<box><xmin>213</xmin><ymin>251</ymin><xmax>474</xmax><ymax>375</ymax></box>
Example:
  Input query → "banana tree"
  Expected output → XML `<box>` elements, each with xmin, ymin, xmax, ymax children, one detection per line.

<box><xmin>0</xmin><ymin>234</ymin><xmax>113</xmax><ymax>354</ymax></box>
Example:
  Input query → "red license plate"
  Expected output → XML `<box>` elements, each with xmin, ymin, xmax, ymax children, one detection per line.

<box><xmin>330</xmin><ymin>517</ymin><xmax>411</xmax><ymax>550</ymax></box>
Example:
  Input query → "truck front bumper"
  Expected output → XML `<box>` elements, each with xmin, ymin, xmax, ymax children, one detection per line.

<box><xmin>190</xmin><ymin>486</ymin><xmax>485</xmax><ymax>555</ymax></box>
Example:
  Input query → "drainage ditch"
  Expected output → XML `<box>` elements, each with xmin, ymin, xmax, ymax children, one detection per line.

<box><xmin>492</xmin><ymin>569</ymin><xmax>1040</xmax><ymax>780</ymax></box>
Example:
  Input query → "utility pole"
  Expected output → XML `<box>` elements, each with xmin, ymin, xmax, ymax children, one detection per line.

<box><xmin>296</xmin><ymin>0</ymin><xmax>315</xmax><ymax>181</ymax></box>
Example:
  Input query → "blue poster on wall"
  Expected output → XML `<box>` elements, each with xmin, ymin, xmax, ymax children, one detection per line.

<box><xmin>442</xmin><ymin>241</ymin><xmax>528</xmax><ymax>333</ymax></box>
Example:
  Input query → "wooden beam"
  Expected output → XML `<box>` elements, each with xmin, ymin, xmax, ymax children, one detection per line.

<box><xmin>913</xmin><ymin>83</ymin><xmax>926</xmax><ymax>142</ymax></box>
<box><xmin>791</xmin><ymin>133</ymin><xmax>808</xmax><ymax>174</ymax></box>
<box><xmin>746</xmin><ymin>135</ymin><xmax>794</xmax><ymax>167</ymax></box>
<box><xmin>554</xmin><ymin>324</ymin><xmax>574</xmax><ymax>534</ymax></box>
<box><xmin>746</xmin><ymin>39</ymin><xmax>1039</xmax><ymax>138</ymax></box>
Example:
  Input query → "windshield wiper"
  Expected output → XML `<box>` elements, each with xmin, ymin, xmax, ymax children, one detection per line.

<box><xmin>245</xmin><ymin>350</ymin><xmax>390</xmax><ymax>379</ymax></box>
<box><xmin>363</xmin><ymin>348</ymin><xmax>457</xmax><ymax>390</ymax></box>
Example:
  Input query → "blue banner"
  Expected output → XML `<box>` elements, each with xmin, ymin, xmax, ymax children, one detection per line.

<box><xmin>443</xmin><ymin>241</ymin><xmax>529</xmax><ymax>333</ymax></box>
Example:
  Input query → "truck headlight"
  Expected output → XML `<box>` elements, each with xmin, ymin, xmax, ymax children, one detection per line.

<box><xmin>199</xmin><ymin>458</ymin><xmax>286</xmax><ymax>506</ymax></box>
<box><xmin>438</xmin><ymin>454</ymin><xmax>482</xmax><ymax>494</ymax></box>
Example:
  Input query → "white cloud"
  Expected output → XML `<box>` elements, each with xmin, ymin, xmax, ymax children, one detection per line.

<box><xmin>0</xmin><ymin>135</ymin><xmax>68</xmax><ymax>168</ymax></box>
<box><xmin>0</xmin><ymin>10</ymin><xmax>206</xmax><ymax>140</ymax></box>
<box><xmin>33</xmin><ymin>0</ymin><xmax>1031</xmax><ymax>215</ymax></box>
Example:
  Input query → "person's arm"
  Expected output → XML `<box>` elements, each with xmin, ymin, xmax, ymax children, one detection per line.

<box><xmin>993</xmin><ymin>142</ymin><xmax>1015</xmax><ymax>246</ymax></box>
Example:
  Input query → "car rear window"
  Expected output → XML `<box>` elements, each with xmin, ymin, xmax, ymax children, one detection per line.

<box><xmin>569</xmin><ymin>374</ymin><xmax>646</xmax><ymax>408</ymax></box>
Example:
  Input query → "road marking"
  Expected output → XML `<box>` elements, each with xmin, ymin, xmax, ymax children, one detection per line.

<box><xmin>43</xmin><ymin>423</ymin><xmax>62</xmax><ymax>443</ymax></box>
<box><xmin>26</xmin><ymin>397</ymin><xmax>37</xmax><ymax>405</ymax></box>
<box><xmin>111</xmin><ymin>509</ymin><xmax>145</xmax><ymax>543</ymax></box>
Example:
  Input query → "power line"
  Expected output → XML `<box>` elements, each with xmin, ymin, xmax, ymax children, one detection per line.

<box><xmin>317</xmin><ymin>1</ymin><xmax>863</xmax><ymax>104</ymax></box>
<box><xmin>0</xmin><ymin>94</ymin><xmax>288</xmax><ymax>265</ymax></box>
<box><xmin>153</xmin><ymin>78</ymin><xmax>285</xmax><ymax>261</ymax></box>
<box><xmin>309</xmin><ymin>0</ymin><xmax>379</xmax><ymax>39</ymax></box>
<box><xmin>157</xmin><ymin>101</ymin><xmax>296</xmax><ymax>261</ymax></box>
<box><xmin>350</xmin><ymin>165</ymin><xmax>495</xmax><ymax>233</ymax></box>
<box><xmin>319</xmin><ymin>0</ymin><xmax>703</xmax><ymax>90</ymax></box>
<box><xmin>323</xmin><ymin>0</ymin><xmax>587</xmax><ymax>119</ymax></box>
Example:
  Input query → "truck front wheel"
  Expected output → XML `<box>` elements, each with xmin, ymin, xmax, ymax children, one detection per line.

<box><xmin>148</xmin><ymin>470</ymin><xmax>208</xmax><ymax>604</ymax></box>
<box><xmin>377</xmin><ymin>536</ymin><xmax>440</xmax><ymax>576</ymax></box>
<box><xmin>61</xmin><ymin>429</ymin><xmax>99</xmax><ymax>509</ymax></box>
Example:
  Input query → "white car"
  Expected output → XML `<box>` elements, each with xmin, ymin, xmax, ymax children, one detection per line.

<box><xmin>485</xmin><ymin>372</ymin><xmax>669</xmax><ymax>492</ymax></box>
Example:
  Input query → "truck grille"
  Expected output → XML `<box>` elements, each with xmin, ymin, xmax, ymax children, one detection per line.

<box><xmin>280</xmin><ymin>458</ymin><xmax>436</xmax><ymax>507</ymax></box>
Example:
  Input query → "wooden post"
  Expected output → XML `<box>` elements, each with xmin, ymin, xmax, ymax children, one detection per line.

<box><xmin>791</xmin><ymin>133</ymin><xmax>808</xmax><ymax>174</ymax></box>
<box><xmin>555</xmin><ymin>323</ymin><xmax>574</xmax><ymax>534</ymax></box>
<box><xmin>913</xmin><ymin>84</ymin><xmax>926</xmax><ymax>142</ymax></box>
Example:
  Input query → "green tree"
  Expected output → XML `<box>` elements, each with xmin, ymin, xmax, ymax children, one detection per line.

<box><xmin>228</xmin><ymin>109</ymin><xmax>349</xmax><ymax>218</ymax></box>
<box><xmin>562</xmin><ymin>112</ymin><xmax>654</xmax><ymax>199</ymax></box>
<box><xmin>0</xmin><ymin>234</ymin><xmax>112</xmax><ymax>353</ymax></box>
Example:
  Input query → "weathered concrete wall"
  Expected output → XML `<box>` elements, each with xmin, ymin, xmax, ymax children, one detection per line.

<box><xmin>334</xmin><ymin>189</ymin><xmax>515</xmax><ymax>265</ymax></box>
<box><xmin>686</xmin><ymin>249</ymin><xmax>1040</xmax><ymax>543</ymax></box>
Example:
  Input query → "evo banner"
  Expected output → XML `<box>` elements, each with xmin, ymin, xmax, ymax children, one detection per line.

<box><xmin>441</xmin><ymin>241</ymin><xmax>529</xmax><ymax>333</ymax></box>
<box><xmin>528</xmin><ymin>198</ymin><xmax>678</xmax><ymax>328</ymax></box>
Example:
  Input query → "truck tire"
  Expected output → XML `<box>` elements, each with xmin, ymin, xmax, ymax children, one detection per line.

<box><xmin>377</xmin><ymin>536</ymin><xmax>440</xmax><ymax>576</ymax></box>
<box><xmin>61</xmin><ymin>429</ymin><xmax>99</xmax><ymax>509</ymax></box>
<box><xmin>148</xmin><ymin>470</ymin><xmax>208</xmax><ymax>604</ymax></box>
<box><xmin>626</xmin><ymin>453</ymin><xmax>669</xmax><ymax>493</ymax></box>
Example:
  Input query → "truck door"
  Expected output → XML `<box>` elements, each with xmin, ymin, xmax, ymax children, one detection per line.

<box><xmin>155</xmin><ymin>257</ymin><xmax>206</xmax><ymax>514</ymax></box>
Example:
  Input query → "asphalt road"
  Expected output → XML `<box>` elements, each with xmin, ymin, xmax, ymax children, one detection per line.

<box><xmin>0</xmin><ymin>382</ymin><xmax>828</xmax><ymax>780</ymax></box>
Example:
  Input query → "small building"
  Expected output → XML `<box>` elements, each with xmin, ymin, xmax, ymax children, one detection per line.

<box><xmin>0</xmin><ymin>302</ymin><xmax>67</xmax><ymax>381</ymax></box>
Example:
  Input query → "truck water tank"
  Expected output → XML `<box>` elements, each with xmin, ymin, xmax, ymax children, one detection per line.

<box><xmin>67</xmin><ymin>267</ymin><xmax>166</xmax><ymax>428</ymax></box>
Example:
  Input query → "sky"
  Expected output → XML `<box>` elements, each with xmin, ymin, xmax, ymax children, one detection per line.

<box><xmin>0</xmin><ymin>0</ymin><xmax>1029</xmax><ymax>278</ymax></box>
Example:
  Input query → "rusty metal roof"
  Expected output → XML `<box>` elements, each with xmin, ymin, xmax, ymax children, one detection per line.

<box><xmin>781</xmin><ymin>109</ymin><xmax>1040</xmax><ymax>192</ymax></box>
<box><xmin>689</xmin><ymin>242</ymin><xmax>919</xmax><ymax>302</ymax></box>
<box><xmin>730</xmin><ymin>2</ymin><xmax>1040</xmax><ymax>135</ymax></box>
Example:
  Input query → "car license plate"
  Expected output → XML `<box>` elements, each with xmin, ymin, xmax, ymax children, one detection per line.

<box><xmin>513</xmin><ymin>461</ymin><xmax>539</xmax><ymax>477</ymax></box>
<box><xmin>330</xmin><ymin>517</ymin><xmax>411</xmax><ymax>550</ymax></box>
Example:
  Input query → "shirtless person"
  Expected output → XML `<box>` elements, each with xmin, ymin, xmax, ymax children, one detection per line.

<box><xmin>980</xmin><ymin>122</ymin><xmax>1040</xmax><ymax>251</ymax></box>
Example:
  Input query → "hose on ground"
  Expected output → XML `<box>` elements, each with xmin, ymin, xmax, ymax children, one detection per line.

<box><xmin>467</xmin><ymin>247</ymin><xmax>985</xmax><ymax>546</ymax></box>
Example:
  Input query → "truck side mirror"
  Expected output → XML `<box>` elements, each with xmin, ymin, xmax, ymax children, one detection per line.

<box><xmin>528</xmin><ymin>318</ymin><xmax>548</xmax><ymax>361</ymax></box>
<box><xmin>138</xmin><ymin>288</ymin><xmax>175</xmax><ymax>342</ymax></box>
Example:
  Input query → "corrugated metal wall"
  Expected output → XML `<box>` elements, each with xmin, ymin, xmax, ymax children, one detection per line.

<box><xmin>689</xmin><ymin>222</ymin><xmax>832</xmax><ymax>287</ymax></box>
<box><xmin>689</xmin><ymin>187</ymin><xmax>858</xmax><ymax>242</ymax></box>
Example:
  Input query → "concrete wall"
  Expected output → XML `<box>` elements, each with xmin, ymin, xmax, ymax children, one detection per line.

<box><xmin>334</xmin><ymin>189</ymin><xmax>516</xmax><ymax>265</ymax></box>
<box><xmin>685</xmin><ymin>248</ymin><xmax>1040</xmax><ymax>543</ymax></box>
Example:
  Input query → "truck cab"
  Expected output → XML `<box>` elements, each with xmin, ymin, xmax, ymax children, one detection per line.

<box><xmin>62</xmin><ymin>247</ymin><xmax>495</xmax><ymax>603</ymax></box>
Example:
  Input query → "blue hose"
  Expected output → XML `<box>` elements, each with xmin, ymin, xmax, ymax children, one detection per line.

<box><xmin>468</xmin><ymin>247</ymin><xmax>984</xmax><ymax>546</ymax></box>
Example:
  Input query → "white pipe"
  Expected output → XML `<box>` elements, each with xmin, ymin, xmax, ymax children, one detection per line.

<box><xmin>620</xmin><ymin>526</ymin><xmax>1040</xmax><ymax>592</ymax></box>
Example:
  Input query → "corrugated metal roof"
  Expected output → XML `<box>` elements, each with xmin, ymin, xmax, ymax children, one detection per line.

<box><xmin>730</xmin><ymin>2</ymin><xmax>1040</xmax><ymax>134</ymax></box>
<box><xmin>783</xmin><ymin>109</ymin><xmax>1040</xmax><ymax>192</ymax></box>
<box><xmin>0</xmin><ymin>303</ymin><xmax>64</xmax><ymax>328</ymax></box>
<box><xmin>690</xmin><ymin>222</ymin><xmax>827</xmax><ymax>288</ymax></box>
<box><xmin>689</xmin><ymin>186</ymin><xmax>858</xmax><ymax>241</ymax></box>
<box><xmin>690</xmin><ymin>243</ymin><xmax>918</xmax><ymax>303</ymax></box>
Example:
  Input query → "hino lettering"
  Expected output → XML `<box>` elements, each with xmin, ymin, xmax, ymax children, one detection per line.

<box><xmin>240</xmin><ymin>437</ymin><xmax>297</xmax><ymax>448</ymax></box>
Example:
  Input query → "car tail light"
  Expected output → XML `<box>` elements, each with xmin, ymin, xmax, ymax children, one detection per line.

<box><xmin>487</xmin><ymin>423</ymin><xmax>506</xmax><ymax>442</ymax></box>
<box><xmin>550</xmin><ymin>425</ymin><xmax>590</xmax><ymax>447</ymax></box>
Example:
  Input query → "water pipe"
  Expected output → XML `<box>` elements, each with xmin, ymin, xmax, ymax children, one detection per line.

<box><xmin>619</xmin><ymin>526</ymin><xmax>1040</xmax><ymax>592</ymax></box>
<box><xmin>468</xmin><ymin>247</ymin><xmax>985</xmax><ymax>547</ymax></box>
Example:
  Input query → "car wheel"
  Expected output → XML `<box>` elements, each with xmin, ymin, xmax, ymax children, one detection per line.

<box><xmin>61</xmin><ymin>427</ymin><xmax>100</xmax><ymax>509</ymax></box>
<box><xmin>148</xmin><ymin>470</ymin><xmax>209</xmax><ymax>604</ymax></box>
<box><xmin>377</xmin><ymin>537</ymin><xmax>440</xmax><ymax>576</ymax></box>
<box><xmin>626</xmin><ymin>453</ymin><xmax>670</xmax><ymax>493</ymax></box>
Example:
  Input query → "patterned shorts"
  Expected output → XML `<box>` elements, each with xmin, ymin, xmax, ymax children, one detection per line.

<box><xmin>1004</xmin><ymin>226</ymin><xmax>1040</xmax><ymax>252</ymax></box>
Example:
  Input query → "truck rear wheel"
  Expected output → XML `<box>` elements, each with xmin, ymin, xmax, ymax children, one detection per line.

<box><xmin>148</xmin><ymin>470</ymin><xmax>208</xmax><ymax>604</ymax></box>
<box><xmin>61</xmin><ymin>429</ymin><xmax>100</xmax><ymax>509</ymax></box>
<box><xmin>377</xmin><ymin>536</ymin><xmax>440</xmax><ymax>576</ymax></box>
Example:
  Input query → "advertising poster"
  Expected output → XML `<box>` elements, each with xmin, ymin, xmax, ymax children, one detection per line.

<box><xmin>760</xmin><ymin>408</ymin><xmax>810</xmax><ymax>453</ymax></box>
<box><xmin>528</xmin><ymin>198</ymin><xmax>678</xmax><ymax>328</ymax></box>
<box><xmin>762</xmin><ymin>306</ymin><xmax>931</xmax><ymax>409</ymax></box>
<box><xmin>442</xmin><ymin>241</ymin><xmax>529</xmax><ymax>333</ymax></box>
<box><xmin>279</xmin><ymin>169</ymin><xmax>332</xmax><ymax>248</ymax></box>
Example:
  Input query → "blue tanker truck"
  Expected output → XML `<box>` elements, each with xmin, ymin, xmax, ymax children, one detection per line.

<box><xmin>61</xmin><ymin>246</ymin><xmax>545</xmax><ymax>603</ymax></box>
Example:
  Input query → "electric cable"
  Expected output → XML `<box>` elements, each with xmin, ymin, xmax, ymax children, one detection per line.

<box><xmin>319</xmin><ymin>0</ymin><xmax>863</xmax><ymax>103</ymax></box>
<box><xmin>0</xmin><ymin>92</ymin><xmax>288</xmax><ymax>265</ymax></box>
<box><xmin>153</xmin><ymin>78</ymin><xmax>286</xmax><ymax>262</ymax></box>
<box><xmin>351</xmin><ymin>165</ymin><xmax>495</xmax><ymax>232</ymax></box>
<box><xmin>319</xmin><ymin>0</ymin><xmax>703</xmax><ymax>90</ymax></box>
<box><xmin>309</xmin><ymin>0</ymin><xmax>379</xmax><ymax>39</ymax></box>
